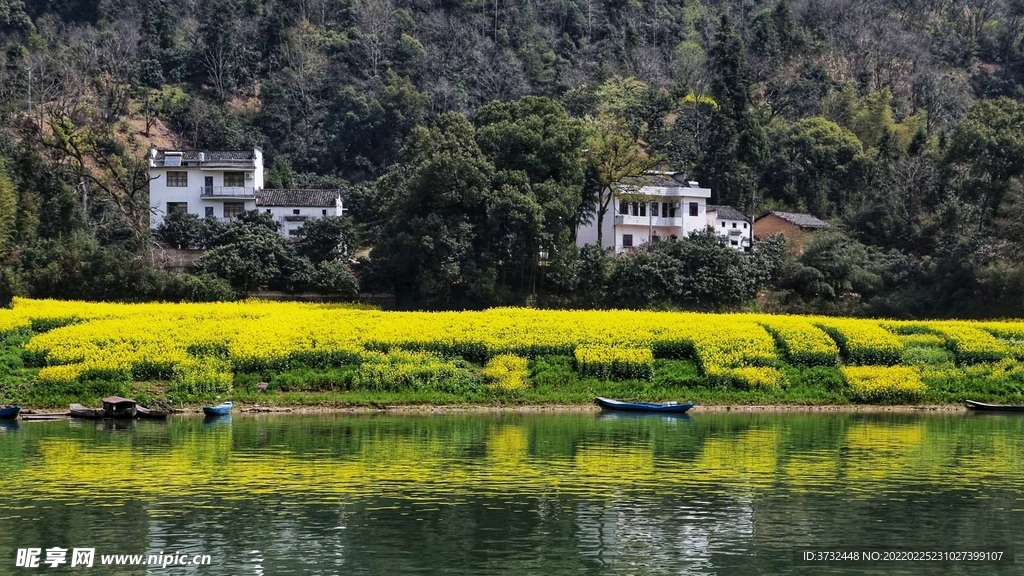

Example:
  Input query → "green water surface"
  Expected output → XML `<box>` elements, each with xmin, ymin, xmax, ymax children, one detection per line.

<box><xmin>0</xmin><ymin>411</ymin><xmax>1022</xmax><ymax>575</ymax></box>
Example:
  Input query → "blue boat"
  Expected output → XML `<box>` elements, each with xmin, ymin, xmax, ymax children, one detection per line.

<box><xmin>595</xmin><ymin>397</ymin><xmax>694</xmax><ymax>414</ymax></box>
<box><xmin>202</xmin><ymin>401</ymin><xmax>233</xmax><ymax>416</ymax></box>
<box><xmin>0</xmin><ymin>405</ymin><xmax>20</xmax><ymax>420</ymax></box>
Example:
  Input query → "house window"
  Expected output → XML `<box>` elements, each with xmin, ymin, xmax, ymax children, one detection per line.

<box><xmin>663</xmin><ymin>202</ymin><xmax>676</xmax><ymax>218</ymax></box>
<box><xmin>622</xmin><ymin>234</ymin><xmax>633</xmax><ymax>248</ymax></box>
<box><xmin>651</xmin><ymin>202</ymin><xmax>659</xmax><ymax>217</ymax></box>
<box><xmin>619</xmin><ymin>200</ymin><xmax>628</xmax><ymax>215</ymax></box>
<box><xmin>322</xmin><ymin>209</ymin><xmax>327</xmax><ymax>216</ymax></box>
<box><xmin>166</xmin><ymin>171</ymin><xmax>188</xmax><ymax>187</ymax></box>
<box><xmin>744</xmin><ymin>223</ymin><xmax>748</xmax><ymax>229</ymax></box>
<box><xmin>689</xmin><ymin>202</ymin><xmax>698</xmax><ymax>217</ymax></box>
<box><xmin>638</xmin><ymin>202</ymin><xmax>646</xmax><ymax>217</ymax></box>
<box><xmin>224</xmin><ymin>172</ymin><xmax>245</xmax><ymax>187</ymax></box>
<box><xmin>721</xmin><ymin>221</ymin><xmax>726</xmax><ymax>228</ymax></box>
<box><xmin>166</xmin><ymin>202</ymin><xmax>187</xmax><ymax>215</ymax></box>
<box><xmin>204</xmin><ymin>207</ymin><xmax>214</xmax><ymax>217</ymax></box>
<box><xmin>288</xmin><ymin>229</ymin><xmax>301</xmax><ymax>237</ymax></box>
<box><xmin>265</xmin><ymin>209</ymin><xmax>271</xmax><ymax>213</ymax></box>
<box><xmin>223</xmin><ymin>202</ymin><xmax>245</xmax><ymax>219</ymax></box>
<box><xmin>292</xmin><ymin>209</ymin><xmax>300</xmax><ymax>215</ymax></box>
<box><xmin>732</xmin><ymin>222</ymin><xmax>737</xmax><ymax>228</ymax></box>
<box><xmin>730</xmin><ymin>240</ymin><xmax>739</xmax><ymax>246</ymax></box>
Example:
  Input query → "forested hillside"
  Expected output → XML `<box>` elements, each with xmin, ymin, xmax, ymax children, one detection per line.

<box><xmin>1</xmin><ymin>0</ymin><xmax>1024</xmax><ymax>316</ymax></box>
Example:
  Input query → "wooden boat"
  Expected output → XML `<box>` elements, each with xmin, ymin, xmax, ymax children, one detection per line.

<box><xmin>69</xmin><ymin>404</ymin><xmax>105</xmax><ymax>419</ymax></box>
<box><xmin>202</xmin><ymin>401</ymin><xmax>233</xmax><ymax>416</ymax></box>
<box><xmin>136</xmin><ymin>406</ymin><xmax>169</xmax><ymax>420</ymax></box>
<box><xmin>101</xmin><ymin>396</ymin><xmax>137</xmax><ymax>419</ymax></box>
<box><xmin>965</xmin><ymin>400</ymin><xmax>1024</xmax><ymax>413</ymax></box>
<box><xmin>0</xmin><ymin>405</ymin><xmax>20</xmax><ymax>419</ymax></box>
<box><xmin>595</xmin><ymin>397</ymin><xmax>695</xmax><ymax>414</ymax></box>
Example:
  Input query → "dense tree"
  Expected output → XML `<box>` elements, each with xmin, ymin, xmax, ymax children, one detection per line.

<box><xmin>585</xmin><ymin>114</ymin><xmax>659</xmax><ymax>247</ymax></box>
<box><xmin>295</xmin><ymin>216</ymin><xmax>355</xmax><ymax>264</ymax></box>
<box><xmin>4</xmin><ymin>0</ymin><xmax>1024</xmax><ymax>317</ymax></box>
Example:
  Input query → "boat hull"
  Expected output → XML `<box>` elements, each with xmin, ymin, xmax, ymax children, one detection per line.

<box><xmin>69</xmin><ymin>404</ymin><xmax>105</xmax><ymax>419</ymax></box>
<box><xmin>966</xmin><ymin>400</ymin><xmax>1024</xmax><ymax>413</ymax></box>
<box><xmin>595</xmin><ymin>397</ymin><xmax>694</xmax><ymax>414</ymax></box>
<box><xmin>136</xmin><ymin>406</ymin><xmax>169</xmax><ymax>420</ymax></box>
<box><xmin>0</xmin><ymin>406</ymin><xmax>20</xmax><ymax>420</ymax></box>
<box><xmin>202</xmin><ymin>403</ymin><xmax>233</xmax><ymax>416</ymax></box>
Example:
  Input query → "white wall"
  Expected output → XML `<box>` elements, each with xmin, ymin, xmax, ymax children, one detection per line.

<box><xmin>261</xmin><ymin>204</ymin><xmax>342</xmax><ymax>238</ymax></box>
<box><xmin>149</xmin><ymin>148</ymin><xmax>264</xmax><ymax>229</ymax></box>
<box><xmin>576</xmin><ymin>191</ymin><xmax>711</xmax><ymax>254</ymax></box>
<box><xmin>710</xmin><ymin>217</ymin><xmax>752</xmax><ymax>251</ymax></box>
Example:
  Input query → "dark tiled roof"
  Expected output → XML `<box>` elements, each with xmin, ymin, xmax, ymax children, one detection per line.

<box><xmin>256</xmin><ymin>189</ymin><xmax>341</xmax><ymax>207</ymax></box>
<box><xmin>760</xmin><ymin>211</ymin><xmax>830</xmax><ymax>229</ymax></box>
<box><xmin>707</xmin><ymin>205</ymin><xmax>750</xmax><ymax>222</ymax></box>
<box><xmin>154</xmin><ymin>149</ymin><xmax>256</xmax><ymax>161</ymax></box>
<box><xmin>620</xmin><ymin>172</ymin><xmax>690</xmax><ymax>189</ymax></box>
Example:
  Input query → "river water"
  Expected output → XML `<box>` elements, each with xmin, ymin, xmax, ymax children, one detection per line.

<box><xmin>0</xmin><ymin>411</ymin><xmax>1021</xmax><ymax>575</ymax></box>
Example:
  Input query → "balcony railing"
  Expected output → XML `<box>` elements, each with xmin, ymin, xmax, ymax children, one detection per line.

<box><xmin>283</xmin><ymin>215</ymin><xmax>309</xmax><ymax>222</ymax></box>
<box><xmin>615</xmin><ymin>214</ymin><xmax>683</xmax><ymax>227</ymax></box>
<box><xmin>200</xmin><ymin>186</ymin><xmax>256</xmax><ymax>198</ymax></box>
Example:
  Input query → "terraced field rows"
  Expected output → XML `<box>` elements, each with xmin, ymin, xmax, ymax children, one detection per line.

<box><xmin>4</xmin><ymin>298</ymin><xmax>1024</xmax><ymax>402</ymax></box>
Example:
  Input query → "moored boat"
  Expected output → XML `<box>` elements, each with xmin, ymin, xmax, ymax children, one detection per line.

<box><xmin>202</xmin><ymin>401</ymin><xmax>233</xmax><ymax>416</ymax></box>
<box><xmin>136</xmin><ymin>406</ymin><xmax>169</xmax><ymax>420</ymax></box>
<box><xmin>101</xmin><ymin>396</ymin><xmax>137</xmax><ymax>419</ymax></box>
<box><xmin>965</xmin><ymin>400</ymin><xmax>1024</xmax><ymax>413</ymax></box>
<box><xmin>595</xmin><ymin>397</ymin><xmax>695</xmax><ymax>414</ymax></box>
<box><xmin>69</xmin><ymin>404</ymin><xmax>105</xmax><ymax>419</ymax></box>
<box><xmin>0</xmin><ymin>405</ymin><xmax>20</xmax><ymax>419</ymax></box>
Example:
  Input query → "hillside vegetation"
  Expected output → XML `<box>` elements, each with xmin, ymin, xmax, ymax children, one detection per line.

<box><xmin>1</xmin><ymin>1</ymin><xmax>1024</xmax><ymax>314</ymax></box>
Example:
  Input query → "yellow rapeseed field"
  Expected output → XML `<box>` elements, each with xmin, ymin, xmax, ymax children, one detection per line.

<box><xmin>5</xmin><ymin>298</ymin><xmax>1024</xmax><ymax>400</ymax></box>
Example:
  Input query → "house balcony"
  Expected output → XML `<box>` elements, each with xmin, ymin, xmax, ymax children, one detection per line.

<box><xmin>728</xmin><ymin>229</ymin><xmax>744</xmax><ymax>236</ymax></box>
<box><xmin>615</xmin><ymin>214</ymin><xmax>683</xmax><ymax>227</ymax></box>
<box><xmin>283</xmin><ymin>215</ymin><xmax>309</xmax><ymax>222</ymax></box>
<box><xmin>200</xmin><ymin>186</ymin><xmax>256</xmax><ymax>199</ymax></box>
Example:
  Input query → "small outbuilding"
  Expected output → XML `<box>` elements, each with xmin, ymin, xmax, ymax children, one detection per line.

<box><xmin>753</xmin><ymin>211</ymin><xmax>830</xmax><ymax>254</ymax></box>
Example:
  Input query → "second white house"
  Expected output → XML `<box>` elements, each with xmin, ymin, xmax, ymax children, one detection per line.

<box><xmin>576</xmin><ymin>171</ymin><xmax>751</xmax><ymax>253</ymax></box>
<box><xmin>147</xmin><ymin>147</ymin><xmax>343</xmax><ymax>238</ymax></box>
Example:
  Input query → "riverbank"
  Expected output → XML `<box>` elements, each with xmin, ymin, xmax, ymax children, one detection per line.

<box><xmin>3</xmin><ymin>299</ymin><xmax>1024</xmax><ymax>413</ymax></box>
<box><xmin>17</xmin><ymin>401</ymin><xmax>971</xmax><ymax>415</ymax></box>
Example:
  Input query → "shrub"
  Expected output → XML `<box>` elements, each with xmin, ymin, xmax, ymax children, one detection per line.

<box><xmin>842</xmin><ymin>366</ymin><xmax>925</xmax><ymax>403</ymax></box>
<box><xmin>929</xmin><ymin>324</ymin><xmax>1008</xmax><ymax>364</ymax></box>
<box><xmin>758</xmin><ymin>319</ymin><xmax>839</xmax><ymax>366</ymax></box>
<box><xmin>161</xmin><ymin>273</ymin><xmax>236</xmax><ymax>302</ymax></box>
<box><xmin>814</xmin><ymin>319</ymin><xmax>902</xmax><ymax>365</ymax></box>
<box><xmin>482</xmin><ymin>354</ymin><xmax>530</xmax><ymax>392</ymax></box>
<box><xmin>727</xmin><ymin>366</ymin><xmax>786</xmax><ymax>390</ymax></box>
<box><xmin>574</xmin><ymin>346</ymin><xmax>654</xmax><ymax>380</ymax></box>
<box><xmin>313</xmin><ymin>260</ymin><xmax>359</xmax><ymax>298</ymax></box>
<box><xmin>352</xmin><ymin>350</ymin><xmax>477</xmax><ymax>392</ymax></box>
<box><xmin>169</xmin><ymin>357</ymin><xmax>233</xmax><ymax>396</ymax></box>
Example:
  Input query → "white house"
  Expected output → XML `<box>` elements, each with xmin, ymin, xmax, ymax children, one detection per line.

<box><xmin>576</xmin><ymin>171</ymin><xmax>750</xmax><ymax>253</ymax></box>
<box><xmin>148</xmin><ymin>147</ymin><xmax>343</xmax><ymax>238</ymax></box>
<box><xmin>707</xmin><ymin>205</ymin><xmax>752</xmax><ymax>251</ymax></box>
<box><xmin>255</xmin><ymin>189</ymin><xmax>346</xmax><ymax>238</ymax></box>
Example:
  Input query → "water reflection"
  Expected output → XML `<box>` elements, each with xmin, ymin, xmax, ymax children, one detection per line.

<box><xmin>0</xmin><ymin>412</ymin><xmax>1021</xmax><ymax>575</ymax></box>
